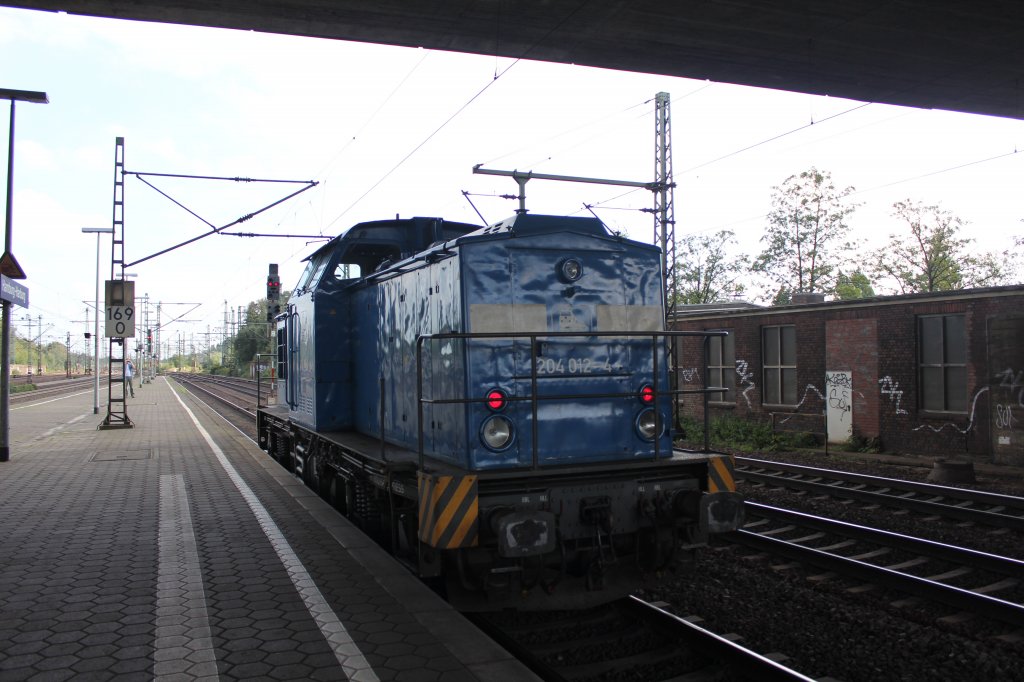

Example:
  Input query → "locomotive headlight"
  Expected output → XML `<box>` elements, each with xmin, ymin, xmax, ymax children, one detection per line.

<box><xmin>558</xmin><ymin>258</ymin><xmax>583</xmax><ymax>282</ymax></box>
<box><xmin>481</xmin><ymin>415</ymin><xmax>514</xmax><ymax>451</ymax></box>
<box><xmin>636</xmin><ymin>408</ymin><xmax>663</xmax><ymax>441</ymax></box>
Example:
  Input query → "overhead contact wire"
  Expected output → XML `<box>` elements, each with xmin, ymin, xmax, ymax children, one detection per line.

<box><xmin>583</xmin><ymin>100</ymin><xmax>875</xmax><ymax>215</ymax></box>
<box><xmin>326</xmin><ymin>0</ymin><xmax>594</xmax><ymax>229</ymax></box>
<box><xmin>679</xmin><ymin>102</ymin><xmax>873</xmax><ymax>175</ymax></box>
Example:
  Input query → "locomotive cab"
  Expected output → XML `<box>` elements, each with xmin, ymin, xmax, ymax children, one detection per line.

<box><xmin>274</xmin><ymin>217</ymin><xmax>479</xmax><ymax>431</ymax></box>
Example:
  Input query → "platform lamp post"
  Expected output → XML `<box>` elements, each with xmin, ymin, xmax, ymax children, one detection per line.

<box><xmin>82</xmin><ymin>227</ymin><xmax>113</xmax><ymax>414</ymax></box>
<box><xmin>1</xmin><ymin>88</ymin><xmax>48</xmax><ymax>463</ymax></box>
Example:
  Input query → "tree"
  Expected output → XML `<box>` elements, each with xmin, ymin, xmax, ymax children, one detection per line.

<box><xmin>672</xmin><ymin>230</ymin><xmax>749</xmax><ymax>305</ymax></box>
<box><xmin>232</xmin><ymin>300</ymin><xmax>275</xmax><ymax>371</ymax></box>
<box><xmin>834</xmin><ymin>270</ymin><xmax>875</xmax><ymax>300</ymax></box>
<box><xmin>871</xmin><ymin>200</ymin><xmax>1010</xmax><ymax>294</ymax></box>
<box><xmin>753</xmin><ymin>168</ymin><xmax>858</xmax><ymax>303</ymax></box>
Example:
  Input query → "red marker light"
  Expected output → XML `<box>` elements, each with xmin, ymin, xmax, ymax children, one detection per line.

<box><xmin>486</xmin><ymin>389</ymin><xmax>507</xmax><ymax>411</ymax></box>
<box><xmin>639</xmin><ymin>385</ymin><xmax>655</xmax><ymax>404</ymax></box>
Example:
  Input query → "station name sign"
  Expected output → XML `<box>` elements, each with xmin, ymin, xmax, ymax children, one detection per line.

<box><xmin>0</xmin><ymin>275</ymin><xmax>29</xmax><ymax>308</ymax></box>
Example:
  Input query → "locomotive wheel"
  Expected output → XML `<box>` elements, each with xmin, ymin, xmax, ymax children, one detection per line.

<box><xmin>303</xmin><ymin>453</ymin><xmax>318</xmax><ymax>490</ymax></box>
<box><xmin>327</xmin><ymin>475</ymin><xmax>347</xmax><ymax>514</ymax></box>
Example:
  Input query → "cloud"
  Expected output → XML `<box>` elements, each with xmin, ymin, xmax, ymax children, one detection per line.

<box><xmin>16</xmin><ymin>140</ymin><xmax>56</xmax><ymax>170</ymax></box>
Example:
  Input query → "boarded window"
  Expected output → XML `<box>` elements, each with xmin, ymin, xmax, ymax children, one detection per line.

<box><xmin>763</xmin><ymin>325</ymin><xmax>797</xmax><ymax>405</ymax></box>
<box><xmin>919</xmin><ymin>314</ymin><xmax>967</xmax><ymax>412</ymax></box>
<box><xmin>707</xmin><ymin>331</ymin><xmax>735</xmax><ymax>403</ymax></box>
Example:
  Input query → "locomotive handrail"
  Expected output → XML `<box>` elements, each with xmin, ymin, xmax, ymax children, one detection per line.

<box><xmin>414</xmin><ymin>329</ymin><xmax>728</xmax><ymax>472</ymax></box>
<box><xmin>285</xmin><ymin>305</ymin><xmax>298</xmax><ymax>409</ymax></box>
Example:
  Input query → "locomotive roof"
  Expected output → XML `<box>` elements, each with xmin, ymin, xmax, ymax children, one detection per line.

<box><xmin>303</xmin><ymin>216</ymin><xmax>482</xmax><ymax>263</ymax></box>
<box><xmin>298</xmin><ymin>213</ymin><xmax>658</xmax><ymax>291</ymax></box>
<box><xmin>307</xmin><ymin>213</ymin><xmax>638</xmax><ymax>261</ymax></box>
<box><xmin>416</xmin><ymin>213</ymin><xmax>658</xmax><ymax>256</ymax></box>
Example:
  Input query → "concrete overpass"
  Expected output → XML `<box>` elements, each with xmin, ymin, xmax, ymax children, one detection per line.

<box><xmin>4</xmin><ymin>1</ymin><xmax>1023</xmax><ymax>120</ymax></box>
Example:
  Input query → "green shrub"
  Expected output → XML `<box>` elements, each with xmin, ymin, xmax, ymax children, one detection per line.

<box><xmin>676</xmin><ymin>413</ymin><xmax>819</xmax><ymax>452</ymax></box>
<box><xmin>841</xmin><ymin>434</ymin><xmax>882</xmax><ymax>453</ymax></box>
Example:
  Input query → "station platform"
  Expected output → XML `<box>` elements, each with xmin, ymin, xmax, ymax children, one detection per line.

<box><xmin>0</xmin><ymin>376</ymin><xmax>536</xmax><ymax>681</ymax></box>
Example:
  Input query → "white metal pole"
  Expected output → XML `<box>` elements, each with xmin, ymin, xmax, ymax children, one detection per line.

<box><xmin>93</xmin><ymin>232</ymin><xmax>101</xmax><ymax>414</ymax></box>
<box><xmin>83</xmin><ymin>226</ymin><xmax>112</xmax><ymax>414</ymax></box>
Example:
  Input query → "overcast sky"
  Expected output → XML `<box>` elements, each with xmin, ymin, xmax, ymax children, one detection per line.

<box><xmin>2</xmin><ymin>7</ymin><xmax>1022</xmax><ymax>357</ymax></box>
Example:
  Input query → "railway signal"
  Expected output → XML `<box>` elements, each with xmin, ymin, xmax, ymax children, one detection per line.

<box><xmin>267</xmin><ymin>274</ymin><xmax>280</xmax><ymax>301</ymax></box>
<box><xmin>266</xmin><ymin>264</ymin><xmax>280</xmax><ymax>322</ymax></box>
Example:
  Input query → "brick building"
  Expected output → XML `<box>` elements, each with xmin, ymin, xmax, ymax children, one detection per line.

<box><xmin>671</xmin><ymin>286</ymin><xmax>1024</xmax><ymax>466</ymax></box>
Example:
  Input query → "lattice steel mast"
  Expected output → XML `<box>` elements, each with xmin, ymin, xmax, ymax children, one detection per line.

<box><xmin>102</xmin><ymin>137</ymin><xmax>132</xmax><ymax>428</ymax></box>
<box><xmin>653</xmin><ymin>92</ymin><xmax>676</xmax><ymax>321</ymax></box>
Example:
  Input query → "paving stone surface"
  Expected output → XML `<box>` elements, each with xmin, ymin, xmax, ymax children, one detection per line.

<box><xmin>0</xmin><ymin>378</ymin><xmax>533</xmax><ymax>681</ymax></box>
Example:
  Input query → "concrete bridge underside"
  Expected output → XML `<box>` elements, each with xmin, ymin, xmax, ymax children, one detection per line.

<box><xmin>5</xmin><ymin>1</ymin><xmax>1023</xmax><ymax>120</ymax></box>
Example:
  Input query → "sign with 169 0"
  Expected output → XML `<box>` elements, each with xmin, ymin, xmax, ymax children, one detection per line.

<box><xmin>104</xmin><ymin>279</ymin><xmax>136</xmax><ymax>338</ymax></box>
<box><xmin>105</xmin><ymin>305</ymin><xmax>135</xmax><ymax>338</ymax></box>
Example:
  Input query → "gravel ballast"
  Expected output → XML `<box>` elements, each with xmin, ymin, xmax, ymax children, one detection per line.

<box><xmin>640</xmin><ymin>449</ymin><xmax>1024</xmax><ymax>681</ymax></box>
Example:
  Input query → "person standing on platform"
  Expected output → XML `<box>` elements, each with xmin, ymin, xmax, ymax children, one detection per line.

<box><xmin>125</xmin><ymin>358</ymin><xmax>136</xmax><ymax>398</ymax></box>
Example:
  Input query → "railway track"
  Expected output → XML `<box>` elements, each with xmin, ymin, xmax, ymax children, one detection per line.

<box><xmin>736</xmin><ymin>456</ymin><xmax>1024</xmax><ymax>531</ymax></box>
<box><xmin>170</xmin><ymin>373</ymin><xmax>259</xmax><ymax>437</ymax></box>
<box><xmin>733</xmin><ymin>502</ymin><xmax>1024</xmax><ymax>631</ymax></box>
<box><xmin>10</xmin><ymin>375</ymin><xmax>95</xmax><ymax>403</ymax></box>
<box><xmin>168</xmin><ymin>372</ymin><xmax>263</xmax><ymax>402</ymax></box>
<box><xmin>473</xmin><ymin>596</ymin><xmax>813</xmax><ymax>682</ymax></box>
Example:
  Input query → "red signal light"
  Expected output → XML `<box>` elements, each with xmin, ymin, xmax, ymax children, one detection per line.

<box><xmin>639</xmin><ymin>385</ymin><xmax>655</xmax><ymax>404</ymax></box>
<box><xmin>486</xmin><ymin>389</ymin><xmax>507</xmax><ymax>411</ymax></box>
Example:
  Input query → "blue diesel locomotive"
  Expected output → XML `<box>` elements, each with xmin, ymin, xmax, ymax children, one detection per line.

<box><xmin>257</xmin><ymin>212</ymin><xmax>743</xmax><ymax>609</ymax></box>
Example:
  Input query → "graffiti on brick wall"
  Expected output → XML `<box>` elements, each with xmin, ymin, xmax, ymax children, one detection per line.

<box><xmin>795</xmin><ymin>384</ymin><xmax>826</xmax><ymax>410</ymax></box>
<box><xmin>825</xmin><ymin>371</ymin><xmax>853</xmax><ymax>424</ymax></box>
<box><xmin>679</xmin><ymin>367</ymin><xmax>700</xmax><ymax>383</ymax></box>
<box><xmin>879</xmin><ymin>369</ymin><xmax>1014</xmax><ymax>435</ymax></box>
<box><xmin>995</xmin><ymin>404</ymin><xmax>1014</xmax><ymax>430</ymax></box>
<box><xmin>995</xmin><ymin>368</ymin><xmax>1024</xmax><ymax>407</ymax></box>
<box><xmin>735</xmin><ymin>360</ymin><xmax>756</xmax><ymax>408</ymax></box>
<box><xmin>992</xmin><ymin>368</ymin><xmax>1022</xmax><ymax>437</ymax></box>
<box><xmin>775</xmin><ymin>385</ymin><xmax>826</xmax><ymax>425</ymax></box>
<box><xmin>878</xmin><ymin>376</ymin><xmax>908</xmax><ymax>415</ymax></box>
<box><xmin>912</xmin><ymin>386</ymin><xmax>988</xmax><ymax>434</ymax></box>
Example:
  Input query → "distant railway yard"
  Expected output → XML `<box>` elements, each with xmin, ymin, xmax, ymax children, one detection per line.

<box><xmin>160</xmin><ymin>372</ymin><xmax>1024</xmax><ymax>682</ymax></box>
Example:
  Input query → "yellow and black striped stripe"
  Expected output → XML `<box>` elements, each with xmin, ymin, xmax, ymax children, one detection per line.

<box><xmin>707</xmin><ymin>454</ymin><xmax>736</xmax><ymax>493</ymax></box>
<box><xmin>418</xmin><ymin>473</ymin><xmax>479</xmax><ymax>549</ymax></box>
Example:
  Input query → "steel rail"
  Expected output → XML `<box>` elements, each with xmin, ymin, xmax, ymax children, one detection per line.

<box><xmin>622</xmin><ymin>597</ymin><xmax>816</xmax><ymax>682</ymax></box>
<box><xmin>745</xmin><ymin>502</ymin><xmax>1024</xmax><ymax>580</ymax></box>
<box><xmin>472</xmin><ymin>597</ymin><xmax>814</xmax><ymax>682</ymax></box>
<box><xmin>169</xmin><ymin>373</ymin><xmax>259</xmax><ymax>399</ymax></box>
<box><xmin>10</xmin><ymin>376</ymin><xmax>95</xmax><ymax>403</ymax></box>
<box><xmin>736</xmin><ymin>457</ymin><xmax>1024</xmax><ymax>531</ymax></box>
<box><xmin>738</xmin><ymin>456</ymin><xmax>1024</xmax><ymax>509</ymax></box>
<box><xmin>731</xmin><ymin>508</ymin><xmax>1024</xmax><ymax>628</ymax></box>
<box><xmin>172</xmin><ymin>375</ymin><xmax>257</xmax><ymax>419</ymax></box>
